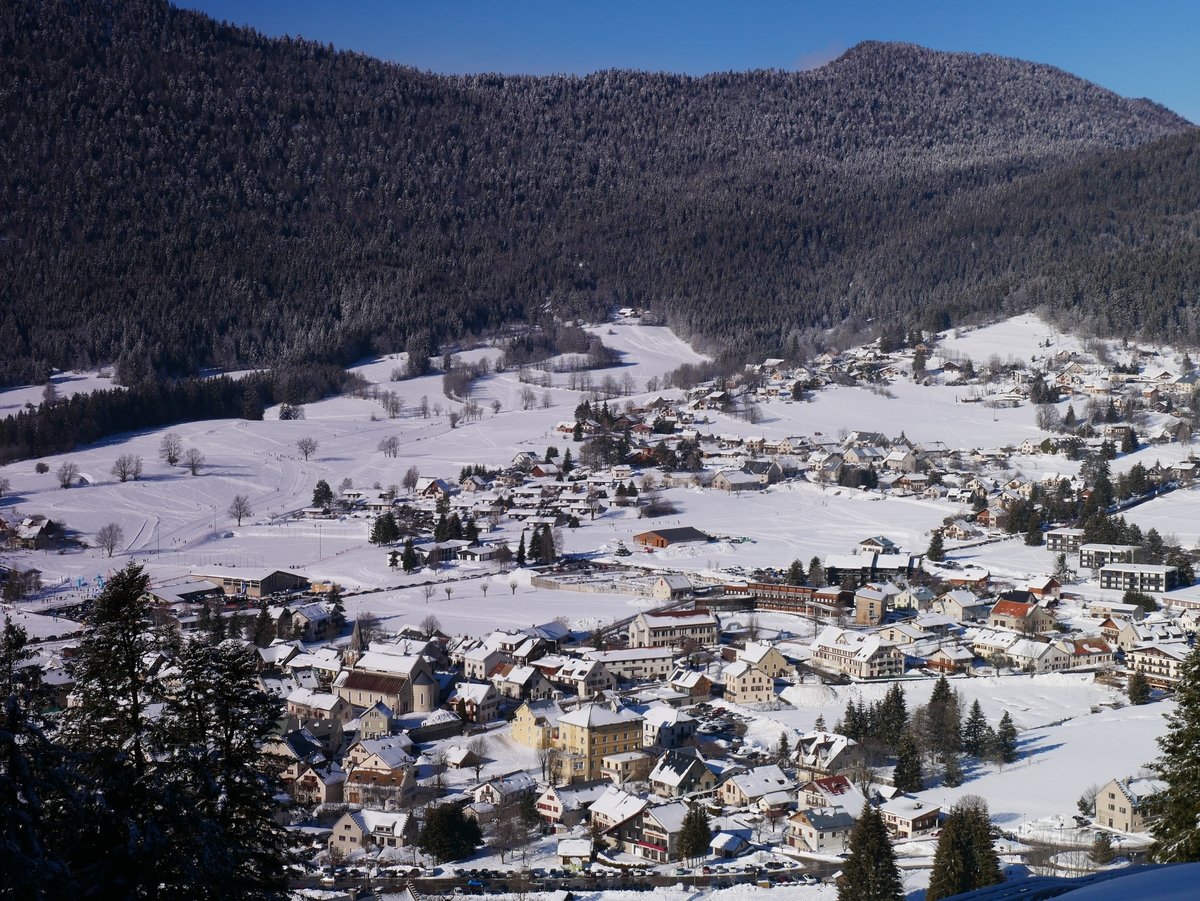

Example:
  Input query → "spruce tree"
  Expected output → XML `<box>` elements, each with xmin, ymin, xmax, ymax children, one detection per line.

<box><xmin>927</xmin><ymin>529</ymin><xmax>945</xmax><ymax>562</ymax></box>
<box><xmin>838</xmin><ymin>803</ymin><xmax>903</xmax><ymax>901</ymax></box>
<box><xmin>1151</xmin><ymin>644</ymin><xmax>1200</xmax><ymax>861</ymax></box>
<box><xmin>808</xmin><ymin>556</ymin><xmax>825</xmax><ymax>586</ymax></box>
<box><xmin>311</xmin><ymin>479</ymin><xmax>333</xmax><ymax>508</ymax></box>
<box><xmin>926</xmin><ymin>676</ymin><xmax>962</xmax><ymax>760</ymax></box>
<box><xmin>1090</xmin><ymin>830</ymin><xmax>1115</xmax><ymax>866</ymax></box>
<box><xmin>419</xmin><ymin>803</ymin><xmax>484</xmax><ymax>862</ymax></box>
<box><xmin>941</xmin><ymin>753</ymin><xmax>965</xmax><ymax>788</ymax></box>
<box><xmin>962</xmin><ymin>700</ymin><xmax>989</xmax><ymax>757</ymax></box>
<box><xmin>157</xmin><ymin>635</ymin><xmax>289</xmax><ymax>896</ymax></box>
<box><xmin>786</xmin><ymin>558</ymin><xmax>805</xmax><ymax>585</ymax></box>
<box><xmin>60</xmin><ymin>563</ymin><xmax>176</xmax><ymax>897</ymax></box>
<box><xmin>402</xmin><ymin>537</ymin><xmax>418</xmax><ymax>572</ymax></box>
<box><xmin>995</xmin><ymin>712</ymin><xmax>1019</xmax><ymax>764</ymax></box>
<box><xmin>677</xmin><ymin>805</ymin><xmax>713</xmax><ymax>862</ymax></box>
<box><xmin>1128</xmin><ymin>670</ymin><xmax>1151</xmax><ymax>705</ymax></box>
<box><xmin>516</xmin><ymin>533</ymin><xmax>527</xmax><ymax>566</ymax></box>
<box><xmin>878</xmin><ymin>683</ymin><xmax>908</xmax><ymax>753</ymax></box>
<box><xmin>893</xmin><ymin>733</ymin><xmax>924</xmax><ymax>793</ymax></box>
<box><xmin>776</xmin><ymin>731</ymin><xmax>791</xmax><ymax>764</ymax></box>
<box><xmin>927</xmin><ymin>796</ymin><xmax>1003</xmax><ymax>900</ymax></box>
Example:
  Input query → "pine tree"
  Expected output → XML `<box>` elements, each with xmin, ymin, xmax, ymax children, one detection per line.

<box><xmin>60</xmin><ymin>563</ymin><xmax>176</xmax><ymax>896</ymax></box>
<box><xmin>838</xmin><ymin>803</ymin><xmax>903</xmax><ymax>901</ymax></box>
<box><xmin>995</xmin><ymin>712</ymin><xmax>1019</xmax><ymax>764</ymax></box>
<box><xmin>252</xmin><ymin>603</ymin><xmax>275</xmax><ymax>647</ymax></box>
<box><xmin>786</xmin><ymin>559</ymin><xmax>805</xmax><ymax>585</ymax></box>
<box><xmin>516</xmin><ymin>533</ymin><xmax>527</xmax><ymax>566</ymax></box>
<box><xmin>926</xmin><ymin>796</ymin><xmax>1003</xmax><ymax>901</ymax></box>
<box><xmin>537</xmin><ymin>526</ymin><xmax>556</xmax><ymax>563</ymax></box>
<box><xmin>311</xmin><ymin>479</ymin><xmax>333</xmax><ymax>508</ymax></box>
<box><xmin>1090</xmin><ymin>830</ymin><xmax>1115</xmax><ymax>866</ymax></box>
<box><xmin>370</xmin><ymin>512</ymin><xmax>399</xmax><ymax>545</ymax></box>
<box><xmin>926</xmin><ymin>675</ymin><xmax>962</xmax><ymax>760</ymax></box>
<box><xmin>941</xmin><ymin>753</ymin><xmax>965</xmax><ymax>788</ymax></box>
<box><xmin>814</xmin><ymin>713</ymin><xmax>827</xmax><ymax>733</ymax></box>
<box><xmin>808</xmin><ymin>556</ymin><xmax>825</xmax><ymax>586</ymax></box>
<box><xmin>1151</xmin><ymin>644</ymin><xmax>1200</xmax><ymax>861</ymax></box>
<box><xmin>677</xmin><ymin>805</ymin><xmax>713</xmax><ymax>862</ymax></box>
<box><xmin>927</xmin><ymin>529</ymin><xmax>946</xmax><ymax>562</ymax></box>
<box><xmin>418</xmin><ymin>803</ymin><xmax>484</xmax><ymax>862</ymax></box>
<box><xmin>776</xmin><ymin>731</ymin><xmax>791</xmax><ymax>763</ymax></box>
<box><xmin>1128</xmin><ymin>670</ymin><xmax>1151</xmax><ymax>705</ymax></box>
<box><xmin>962</xmin><ymin>700</ymin><xmax>990</xmax><ymax>757</ymax></box>
<box><xmin>402</xmin><ymin>537</ymin><xmax>418</xmax><ymax>572</ymax></box>
<box><xmin>893</xmin><ymin>733</ymin><xmax>924</xmax><ymax>793</ymax></box>
<box><xmin>1024</xmin><ymin>521</ymin><xmax>1042</xmax><ymax>546</ymax></box>
<box><xmin>877</xmin><ymin>683</ymin><xmax>908</xmax><ymax>753</ymax></box>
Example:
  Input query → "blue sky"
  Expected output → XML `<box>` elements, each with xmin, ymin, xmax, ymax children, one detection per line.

<box><xmin>181</xmin><ymin>1</ymin><xmax>1200</xmax><ymax>122</ymax></box>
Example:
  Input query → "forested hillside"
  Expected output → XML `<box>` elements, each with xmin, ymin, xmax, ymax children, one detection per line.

<box><xmin>0</xmin><ymin>0</ymin><xmax>1196</xmax><ymax>386</ymax></box>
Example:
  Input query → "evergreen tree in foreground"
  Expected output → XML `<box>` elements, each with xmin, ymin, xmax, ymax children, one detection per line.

<box><xmin>838</xmin><ymin>803</ymin><xmax>903</xmax><ymax>901</ymax></box>
<box><xmin>1127</xmin><ymin>670</ymin><xmax>1151</xmax><ymax>705</ymax></box>
<box><xmin>995</xmin><ymin>711</ymin><xmax>1019</xmax><ymax>764</ymax></box>
<box><xmin>926</xmin><ymin>529</ymin><xmax>946</xmax><ymax>562</ymax></box>
<box><xmin>418</xmin><ymin>803</ymin><xmax>484</xmax><ymax>862</ymax></box>
<box><xmin>1151</xmin><ymin>644</ymin><xmax>1200</xmax><ymax>861</ymax></box>
<box><xmin>926</xmin><ymin>796</ymin><xmax>1004</xmax><ymax>901</ymax></box>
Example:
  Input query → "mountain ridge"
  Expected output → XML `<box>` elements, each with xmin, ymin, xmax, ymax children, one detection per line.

<box><xmin>0</xmin><ymin>0</ymin><xmax>1196</xmax><ymax>386</ymax></box>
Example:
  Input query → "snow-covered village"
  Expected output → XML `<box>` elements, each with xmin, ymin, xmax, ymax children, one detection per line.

<box><xmin>5</xmin><ymin>311</ymin><xmax>1200</xmax><ymax>900</ymax></box>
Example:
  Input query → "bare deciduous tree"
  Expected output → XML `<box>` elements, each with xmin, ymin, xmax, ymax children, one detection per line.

<box><xmin>422</xmin><ymin>584</ymin><xmax>435</xmax><ymax>604</ymax></box>
<box><xmin>420</xmin><ymin>614</ymin><xmax>441</xmax><ymax>637</ymax></box>
<box><xmin>228</xmin><ymin>494</ymin><xmax>252</xmax><ymax>526</ymax></box>
<box><xmin>296</xmin><ymin>437</ymin><xmax>317</xmax><ymax>460</ymax></box>
<box><xmin>377</xmin><ymin>435</ymin><xmax>400</xmax><ymax>457</ymax></box>
<box><xmin>56</xmin><ymin>461</ymin><xmax>79</xmax><ymax>488</ymax></box>
<box><xmin>180</xmin><ymin>448</ymin><xmax>204</xmax><ymax>475</ymax></box>
<box><xmin>402</xmin><ymin>466</ymin><xmax>420</xmax><ymax>493</ymax></box>
<box><xmin>0</xmin><ymin>476</ymin><xmax>10</xmax><ymax>499</ymax></box>
<box><xmin>159</xmin><ymin>432</ymin><xmax>182</xmax><ymax>466</ymax></box>
<box><xmin>96</xmin><ymin>522</ymin><xmax>124</xmax><ymax>557</ymax></box>
<box><xmin>111</xmin><ymin>453</ymin><xmax>142</xmax><ymax>483</ymax></box>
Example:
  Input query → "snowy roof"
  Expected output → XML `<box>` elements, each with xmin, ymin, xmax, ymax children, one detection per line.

<box><xmin>810</xmin><ymin>626</ymin><xmax>895</xmax><ymax>662</ymax></box>
<box><xmin>558</xmin><ymin>702</ymin><xmax>642</xmax><ymax>729</ymax></box>
<box><xmin>588</xmin><ymin>786</ymin><xmax>647</xmax><ymax>826</ymax></box>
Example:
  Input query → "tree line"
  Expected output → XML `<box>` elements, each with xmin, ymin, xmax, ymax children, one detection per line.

<box><xmin>0</xmin><ymin>363</ymin><xmax>350</xmax><ymax>463</ymax></box>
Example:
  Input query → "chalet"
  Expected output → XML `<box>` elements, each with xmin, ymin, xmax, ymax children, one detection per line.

<box><xmin>989</xmin><ymin>599</ymin><xmax>1056</xmax><ymax>633</ymax></box>
<box><xmin>809</xmin><ymin>626</ymin><xmax>904</xmax><ymax>679</ymax></box>
<box><xmin>328</xmin><ymin>810</ymin><xmax>416</xmax><ymax>856</ymax></box>
<box><xmin>794</xmin><ymin>731</ymin><xmax>864</xmax><ymax>782</ymax></box>
<box><xmin>292</xmin><ymin>763</ymin><xmax>346</xmax><ymax>806</ymax></box>
<box><xmin>490</xmin><ymin>663</ymin><xmax>554</xmax><ymax>701</ymax></box>
<box><xmin>722</xmin><ymin>660</ymin><xmax>774</xmax><ymax>705</ymax></box>
<box><xmin>510</xmin><ymin>698</ymin><xmax>568</xmax><ymax>749</ymax></box>
<box><xmin>1066</xmin><ymin>638</ymin><xmax>1114</xmax><ymax>668</ymax></box>
<box><xmin>649</xmin><ymin>749</ymin><xmax>717</xmax><ymax>798</ymax></box>
<box><xmin>1127</xmin><ymin>642</ymin><xmax>1192</xmax><ymax>688</ymax></box>
<box><xmin>1096</xmin><ymin>777</ymin><xmax>1165</xmax><ymax>833</ymax></box>
<box><xmin>534</xmin><ymin>783</ymin><xmax>608</xmax><ymax>827</ymax></box>
<box><xmin>668</xmin><ymin>668</ymin><xmax>713</xmax><ymax>701</ymax></box>
<box><xmin>713</xmin><ymin>469</ymin><xmax>762</xmax><ymax>492</ymax></box>
<box><xmin>719</xmin><ymin>764</ymin><xmax>793</xmax><ymax>811</ymax></box>
<box><xmin>634</xmin><ymin>526</ymin><xmax>712</xmax><ymax>548</ymax></box>
<box><xmin>879</xmin><ymin>796</ymin><xmax>940</xmax><ymax>838</ymax></box>
<box><xmin>925</xmin><ymin>645</ymin><xmax>976</xmax><ymax>673</ymax></box>
<box><xmin>632</xmin><ymin>801</ymin><xmax>690</xmax><ymax>863</ymax></box>
<box><xmin>15</xmin><ymin>515</ymin><xmax>58</xmax><ymax>550</ymax></box>
<box><xmin>934</xmin><ymin>589</ymin><xmax>991</xmax><ymax>623</ymax></box>
<box><xmin>344</xmin><ymin>767</ymin><xmax>416</xmax><ymax>808</ymax></box>
<box><xmin>474</xmin><ymin>771</ymin><xmax>538</xmax><ymax>806</ymax></box>
<box><xmin>737</xmin><ymin>641</ymin><xmax>792</xmax><ymax>678</ymax></box>
<box><xmin>641</xmin><ymin>704</ymin><xmax>698</xmax><ymax>749</ymax></box>
<box><xmin>652</xmin><ymin>573</ymin><xmax>694</xmax><ymax>600</ymax></box>
<box><xmin>1026</xmin><ymin>576</ymin><xmax>1062</xmax><ymax>600</ymax></box>
<box><xmin>787</xmin><ymin>807</ymin><xmax>856</xmax><ymax>854</ymax></box>
<box><xmin>585</xmin><ymin>647</ymin><xmax>676</xmax><ymax>682</ymax></box>
<box><xmin>943</xmin><ymin>520</ymin><xmax>982</xmax><ymax>541</ymax></box>
<box><xmin>445</xmin><ymin>681</ymin><xmax>500</xmax><ymax>723</ymax></box>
